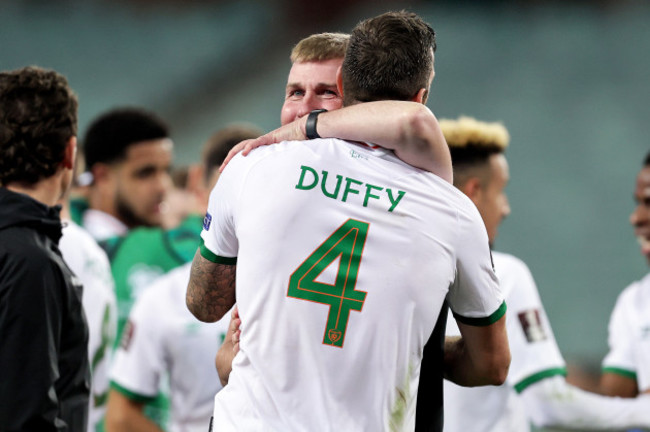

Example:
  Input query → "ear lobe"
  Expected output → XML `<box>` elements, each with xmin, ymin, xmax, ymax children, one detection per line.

<box><xmin>336</xmin><ymin>67</ymin><xmax>344</xmax><ymax>99</ymax></box>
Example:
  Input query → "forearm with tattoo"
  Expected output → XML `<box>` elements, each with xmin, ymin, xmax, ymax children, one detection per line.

<box><xmin>186</xmin><ymin>249</ymin><xmax>236</xmax><ymax>322</ymax></box>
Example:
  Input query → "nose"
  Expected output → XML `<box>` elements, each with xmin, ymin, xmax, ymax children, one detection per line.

<box><xmin>157</xmin><ymin>171</ymin><xmax>173</xmax><ymax>196</ymax></box>
<box><xmin>296</xmin><ymin>93</ymin><xmax>318</xmax><ymax>120</ymax></box>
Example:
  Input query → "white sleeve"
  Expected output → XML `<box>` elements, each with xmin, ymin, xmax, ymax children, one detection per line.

<box><xmin>602</xmin><ymin>287</ymin><xmax>637</xmax><ymax>378</ymax></box>
<box><xmin>447</xmin><ymin>200</ymin><xmax>505</xmax><ymax>324</ymax></box>
<box><xmin>496</xmin><ymin>255</ymin><xmax>566</xmax><ymax>391</ymax></box>
<box><xmin>521</xmin><ymin>375</ymin><xmax>650</xmax><ymax>430</ymax></box>
<box><xmin>200</xmin><ymin>154</ymin><xmax>246</xmax><ymax>262</ymax></box>
<box><xmin>635</xmin><ymin>339</ymin><xmax>650</xmax><ymax>392</ymax></box>
<box><xmin>109</xmin><ymin>288</ymin><xmax>165</xmax><ymax>401</ymax></box>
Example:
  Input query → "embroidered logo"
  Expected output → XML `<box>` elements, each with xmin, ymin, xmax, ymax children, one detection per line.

<box><xmin>203</xmin><ymin>212</ymin><xmax>212</xmax><ymax>231</ymax></box>
<box><xmin>349</xmin><ymin>149</ymin><xmax>368</xmax><ymax>160</ymax></box>
<box><xmin>518</xmin><ymin>309</ymin><xmax>547</xmax><ymax>343</ymax></box>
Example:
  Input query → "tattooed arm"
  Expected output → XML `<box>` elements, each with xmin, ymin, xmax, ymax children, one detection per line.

<box><xmin>186</xmin><ymin>249</ymin><xmax>236</xmax><ymax>323</ymax></box>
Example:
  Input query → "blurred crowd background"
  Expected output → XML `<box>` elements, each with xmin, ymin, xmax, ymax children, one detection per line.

<box><xmin>2</xmin><ymin>0</ymin><xmax>649</xmax><ymax>373</ymax></box>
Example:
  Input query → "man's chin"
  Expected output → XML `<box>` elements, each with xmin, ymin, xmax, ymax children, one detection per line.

<box><xmin>142</xmin><ymin>214</ymin><xmax>162</xmax><ymax>228</ymax></box>
<box><xmin>117</xmin><ymin>207</ymin><xmax>161</xmax><ymax>229</ymax></box>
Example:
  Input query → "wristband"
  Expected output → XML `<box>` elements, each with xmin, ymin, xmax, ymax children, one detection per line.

<box><xmin>305</xmin><ymin>109</ymin><xmax>327</xmax><ymax>140</ymax></box>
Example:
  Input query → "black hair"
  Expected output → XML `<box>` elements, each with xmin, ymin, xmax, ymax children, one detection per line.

<box><xmin>83</xmin><ymin>107</ymin><xmax>169</xmax><ymax>170</ymax></box>
<box><xmin>0</xmin><ymin>66</ymin><xmax>78</xmax><ymax>185</ymax></box>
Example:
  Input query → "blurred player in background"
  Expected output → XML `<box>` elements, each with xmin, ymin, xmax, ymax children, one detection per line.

<box><xmin>601</xmin><ymin>151</ymin><xmax>650</xmax><ymax>398</ymax></box>
<box><xmin>76</xmin><ymin>107</ymin><xmax>176</xmax><ymax>428</ymax></box>
<box><xmin>105</xmin><ymin>125</ymin><xmax>262</xmax><ymax>432</ymax></box>
<box><xmin>441</xmin><ymin>116</ymin><xmax>650</xmax><ymax>432</ymax></box>
<box><xmin>59</xmin><ymin>162</ymin><xmax>117</xmax><ymax>432</ymax></box>
<box><xmin>78</xmin><ymin>107</ymin><xmax>173</xmax><ymax>241</ymax></box>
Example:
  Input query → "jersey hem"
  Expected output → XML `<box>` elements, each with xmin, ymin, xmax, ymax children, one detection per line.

<box><xmin>514</xmin><ymin>367</ymin><xmax>567</xmax><ymax>393</ymax></box>
<box><xmin>110</xmin><ymin>381</ymin><xmax>157</xmax><ymax>403</ymax></box>
<box><xmin>452</xmin><ymin>300</ymin><xmax>507</xmax><ymax>326</ymax></box>
<box><xmin>199</xmin><ymin>238</ymin><xmax>237</xmax><ymax>265</ymax></box>
<box><xmin>602</xmin><ymin>366</ymin><xmax>637</xmax><ymax>380</ymax></box>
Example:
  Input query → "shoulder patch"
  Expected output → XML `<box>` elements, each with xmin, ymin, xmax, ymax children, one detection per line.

<box><xmin>517</xmin><ymin>309</ymin><xmax>547</xmax><ymax>343</ymax></box>
<box><xmin>120</xmin><ymin>320</ymin><xmax>135</xmax><ymax>351</ymax></box>
<box><xmin>203</xmin><ymin>213</ymin><xmax>212</xmax><ymax>231</ymax></box>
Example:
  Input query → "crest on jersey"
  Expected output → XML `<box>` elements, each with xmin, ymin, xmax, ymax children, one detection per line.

<box><xmin>517</xmin><ymin>309</ymin><xmax>547</xmax><ymax>343</ymax></box>
<box><xmin>203</xmin><ymin>212</ymin><xmax>212</xmax><ymax>231</ymax></box>
<box><xmin>120</xmin><ymin>320</ymin><xmax>135</xmax><ymax>351</ymax></box>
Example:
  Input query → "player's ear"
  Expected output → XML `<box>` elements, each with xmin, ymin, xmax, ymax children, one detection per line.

<box><xmin>460</xmin><ymin>177</ymin><xmax>482</xmax><ymax>205</ymax></box>
<box><xmin>91</xmin><ymin>162</ymin><xmax>112</xmax><ymax>185</ymax></box>
<box><xmin>412</xmin><ymin>88</ymin><xmax>428</xmax><ymax>104</ymax></box>
<box><xmin>62</xmin><ymin>136</ymin><xmax>77</xmax><ymax>170</ymax></box>
<box><xmin>336</xmin><ymin>67</ymin><xmax>344</xmax><ymax>100</ymax></box>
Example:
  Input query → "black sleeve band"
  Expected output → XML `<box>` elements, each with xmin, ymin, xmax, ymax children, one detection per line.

<box><xmin>305</xmin><ymin>109</ymin><xmax>327</xmax><ymax>140</ymax></box>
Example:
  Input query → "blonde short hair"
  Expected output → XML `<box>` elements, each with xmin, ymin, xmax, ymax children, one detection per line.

<box><xmin>290</xmin><ymin>32</ymin><xmax>349</xmax><ymax>63</ymax></box>
<box><xmin>440</xmin><ymin>116</ymin><xmax>510</xmax><ymax>187</ymax></box>
<box><xmin>439</xmin><ymin>116</ymin><xmax>509</xmax><ymax>150</ymax></box>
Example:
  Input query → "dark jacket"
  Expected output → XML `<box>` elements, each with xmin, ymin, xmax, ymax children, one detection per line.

<box><xmin>0</xmin><ymin>188</ymin><xmax>90</xmax><ymax>432</ymax></box>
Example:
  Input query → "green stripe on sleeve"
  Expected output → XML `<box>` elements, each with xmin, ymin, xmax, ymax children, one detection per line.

<box><xmin>199</xmin><ymin>238</ymin><xmax>237</xmax><ymax>265</ymax></box>
<box><xmin>452</xmin><ymin>301</ymin><xmax>507</xmax><ymax>327</ymax></box>
<box><xmin>110</xmin><ymin>381</ymin><xmax>157</xmax><ymax>403</ymax></box>
<box><xmin>514</xmin><ymin>367</ymin><xmax>567</xmax><ymax>393</ymax></box>
<box><xmin>602</xmin><ymin>366</ymin><xmax>637</xmax><ymax>381</ymax></box>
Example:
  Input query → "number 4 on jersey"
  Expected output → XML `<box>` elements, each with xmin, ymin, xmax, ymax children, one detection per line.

<box><xmin>288</xmin><ymin>219</ymin><xmax>369</xmax><ymax>348</ymax></box>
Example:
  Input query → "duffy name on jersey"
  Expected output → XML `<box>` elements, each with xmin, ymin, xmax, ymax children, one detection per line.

<box><xmin>295</xmin><ymin>164</ymin><xmax>406</xmax><ymax>212</ymax></box>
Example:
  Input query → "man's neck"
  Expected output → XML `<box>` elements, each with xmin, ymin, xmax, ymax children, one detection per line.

<box><xmin>87</xmin><ymin>187</ymin><xmax>121</xmax><ymax>223</ymax></box>
<box><xmin>5</xmin><ymin>176</ymin><xmax>62</xmax><ymax>207</ymax></box>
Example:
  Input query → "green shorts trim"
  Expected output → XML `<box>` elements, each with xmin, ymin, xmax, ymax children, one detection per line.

<box><xmin>199</xmin><ymin>238</ymin><xmax>237</xmax><ymax>265</ymax></box>
<box><xmin>452</xmin><ymin>301</ymin><xmax>507</xmax><ymax>326</ymax></box>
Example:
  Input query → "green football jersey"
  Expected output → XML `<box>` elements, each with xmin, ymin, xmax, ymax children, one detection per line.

<box><xmin>101</xmin><ymin>214</ymin><xmax>203</xmax><ymax>345</ymax></box>
<box><xmin>100</xmin><ymin>213</ymin><xmax>202</xmax><ymax>431</ymax></box>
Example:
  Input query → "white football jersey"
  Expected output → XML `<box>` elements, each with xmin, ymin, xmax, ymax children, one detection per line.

<box><xmin>603</xmin><ymin>272</ymin><xmax>650</xmax><ymax>389</ymax></box>
<box><xmin>444</xmin><ymin>252</ymin><xmax>565</xmax><ymax>432</ymax></box>
<box><xmin>201</xmin><ymin>139</ymin><xmax>504</xmax><ymax>431</ymax></box>
<box><xmin>635</xmin><ymin>337</ymin><xmax>650</xmax><ymax>392</ymax></box>
<box><xmin>110</xmin><ymin>263</ymin><xmax>229</xmax><ymax>432</ymax></box>
<box><xmin>60</xmin><ymin>220</ymin><xmax>117</xmax><ymax>432</ymax></box>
